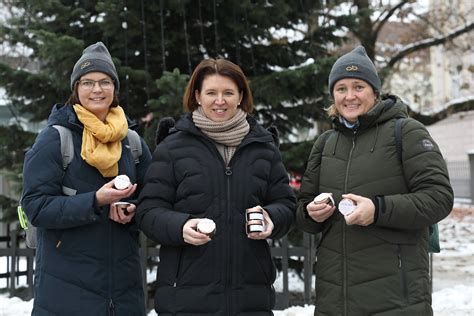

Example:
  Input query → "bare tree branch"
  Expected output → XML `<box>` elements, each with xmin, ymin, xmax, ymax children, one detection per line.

<box><xmin>373</xmin><ymin>0</ymin><xmax>410</xmax><ymax>36</ymax></box>
<box><xmin>382</xmin><ymin>21</ymin><xmax>474</xmax><ymax>72</ymax></box>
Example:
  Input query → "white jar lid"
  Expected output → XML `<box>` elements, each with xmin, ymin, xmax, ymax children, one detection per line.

<box><xmin>338</xmin><ymin>198</ymin><xmax>356</xmax><ymax>215</ymax></box>
<box><xmin>114</xmin><ymin>175</ymin><xmax>131</xmax><ymax>190</ymax></box>
<box><xmin>314</xmin><ymin>192</ymin><xmax>335</xmax><ymax>205</ymax></box>
<box><xmin>197</xmin><ymin>218</ymin><xmax>216</xmax><ymax>235</ymax></box>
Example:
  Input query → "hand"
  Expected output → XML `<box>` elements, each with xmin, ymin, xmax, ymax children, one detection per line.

<box><xmin>247</xmin><ymin>207</ymin><xmax>274</xmax><ymax>240</ymax></box>
<box><xmin>342</xmin><ymin>193</ymin><xmax>375</xmax><ymax>226</ymax></box>
<box><xmin>109</xmin><ymin>203</ymin><xmax>136</xmax><ymax>224</ymax></box>
<box><xmin>95</xmin><ymin>179</ymin><xmax>137</xmax><ymax>206</ymax></box>
<box><xmin>183</xmin><ymin>218</ymin><xmax>212</xmax><ymax>246</ymax></box>
<box><xmin>306</xmin><ymin>200</ymin><xmax>335</xmax><ymax>223</ymax></box>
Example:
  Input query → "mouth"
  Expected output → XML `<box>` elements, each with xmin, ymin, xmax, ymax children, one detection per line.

<box><xmin>344</xmin><ymin>104</ymin><xmax>360</xmax><ymax>109</ymax></box>
<box><xmin>213</xmin><ymin>108</ymin><xmax>227</xmax><ymax>113</ymax></box>
<box><xmin>89</xmin><ymin>97</ymin><xmax>106</xmax><ymax>101</ymax></box>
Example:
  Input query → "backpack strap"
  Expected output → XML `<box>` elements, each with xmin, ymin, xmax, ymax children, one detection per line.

<box><xmin>52</xmin><ymin>125</ymin><xmax>74</xmax><ymax>169</ymax></box>
<box><xmin>394</xmin><ymin>118</ymin><xmax>404</xmax><ymax>163</ymax></box>
<box><xmin>126</xmin><ymin>129</ymin><xmax>142</xmax><ymax>164</ymax></box>
<box><xmin>394</xmin><ymin>118</ymin><xmax>438</xmax><ymax>251</ymax></box>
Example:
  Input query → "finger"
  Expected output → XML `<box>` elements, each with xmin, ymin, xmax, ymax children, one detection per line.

<box><xmin>344</xmin><ymin>212</ymin><xmax>356</xmax><ymax>225</ymax></box>
<box><xmin>123</xmin><ymin>184</ymin><xmax>138</xmax><ymax>197</ymax></box>
<box><xmin>110</xmin><ymin>208</ymin><xmax>121</xmax><ymax>222</ymax></box>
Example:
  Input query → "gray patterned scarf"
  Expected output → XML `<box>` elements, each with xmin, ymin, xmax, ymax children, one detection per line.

<box><xmin>192</xmin><ymin>107</ymin><xmax>250</xmax><ymax>165</ymax></box>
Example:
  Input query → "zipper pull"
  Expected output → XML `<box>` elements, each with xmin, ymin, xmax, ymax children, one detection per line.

<box><xmin>225</xmin><ymin>167</ymin><xmax>232</xmax><ymax>176</ymax></box>
<box><xmin>109</xmin><ymin>299</ymin><xmax>115</xmax><ymax>316</ymax></box>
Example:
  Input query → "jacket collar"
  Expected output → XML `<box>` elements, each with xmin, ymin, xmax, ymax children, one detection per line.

<box><xmin>332</xmin><ymin>94</ymin><xmax>407</xmax><ymax>133</ymax></box>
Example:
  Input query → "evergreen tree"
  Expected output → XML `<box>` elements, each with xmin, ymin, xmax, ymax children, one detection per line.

<box><xmin>0</xmin><ymin>0</ymin><xmax>341</xmax><ymax>137</ymax></box>
<box><xmin>0</xmin><ymin>0</ymin><xmax>345</xmax><ymax>221</ymax></box>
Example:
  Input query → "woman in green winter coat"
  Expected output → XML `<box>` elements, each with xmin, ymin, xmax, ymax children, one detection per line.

<box><xmin>296</xmin><ymin>46</ymin><xmax>453</xmax><ymax>315</ymax></box>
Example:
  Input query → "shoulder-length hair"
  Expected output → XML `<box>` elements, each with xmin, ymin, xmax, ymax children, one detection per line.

<box><xmin>182</xmin><ymin>58</ymin><xmax>253</xmax><ymax>113</ymax></box>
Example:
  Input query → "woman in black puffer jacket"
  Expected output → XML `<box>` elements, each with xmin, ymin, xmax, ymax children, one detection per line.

<box><xmin>136</xmin><ymin>58</ymin><xmax>295</xmax><ymax>315</ymax></box>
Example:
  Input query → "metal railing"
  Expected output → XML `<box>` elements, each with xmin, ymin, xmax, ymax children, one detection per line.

<box><xmin>1</xmin><ymin>228</ymin><xmax>317</xmax><ymax>310</ymax></box>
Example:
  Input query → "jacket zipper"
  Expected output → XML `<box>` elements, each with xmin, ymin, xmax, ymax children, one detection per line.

<box><xmin>108</xmin><ymin>299</ymin><xmax>115</xmax><ymax>316</ymax></box>
<box><xmin>225</xmin><ymin>166</ymin><xmax>233</xmax><ymax>316</ymax></box>
<box><xmin>343</xmin><ymin>132</ymin><xmax>356</xmax><ymax>316</ymax></box>
<box><xmin>173</xmin><ymin>249</ymin><xmax>183</xmax><ymax>287</ymax></box>
<box><xmin>397</xmin><ymin>245</ymin><xmax>409</xmax><ymax>304</ymax></box>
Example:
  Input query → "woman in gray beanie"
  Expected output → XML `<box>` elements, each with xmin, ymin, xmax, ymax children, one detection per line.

<box><xmin>22</xmin><ymin>42</ymin><xmax>152</xmax><ymax>315</ymax></box>
<box><xmin>296</xmin><ymin>46</ymin><xmax>453</xmax><ymax>315</ymax></box>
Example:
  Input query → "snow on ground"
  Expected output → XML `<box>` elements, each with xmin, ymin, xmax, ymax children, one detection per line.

<box><xmin>1</xmin><ymin>204</ymin><xmax>473</xmax><ymax>315</ymax></box>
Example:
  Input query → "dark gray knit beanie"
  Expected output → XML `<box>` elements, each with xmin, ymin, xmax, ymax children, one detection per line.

<box><xmin>70</xmin><ymin>42</ymin><xmax>120</xmax><ymax>91</ymax></box>
<box><xmin>328</xmin><ymin>46</ymin><xmax>381</xmax><ymax>96</ymax></box>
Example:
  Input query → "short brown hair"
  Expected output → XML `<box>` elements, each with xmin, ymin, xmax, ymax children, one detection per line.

<box><xmin>66</xmin><ymin>81</ymin><xmax>120</xmax><ymax>107</ymax></box>
<box><xmin>182</xmin><ymin>58</ymin><xmax>253</xmax><ymax>113</ymax></box>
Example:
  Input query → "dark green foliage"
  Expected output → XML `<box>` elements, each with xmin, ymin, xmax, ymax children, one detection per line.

<box><xmin>0</xmin><ymin>125</ymin><xmax>36</xmax><ymax>222</ymax></box>
<box><xmin>0</xmin><ymin>0</ymin><xmax>345</xmax><ymax>224</ymax></box>
<box><xmin>0</xmin><ymin>0</ymin><xmax>339</xmax><ymax>130</ymax></box>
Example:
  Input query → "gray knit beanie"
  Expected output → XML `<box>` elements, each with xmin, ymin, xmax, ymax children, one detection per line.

<box><xmin>328</xmin><ymin>46</ymin><xmax>381</xmax><ymax>96</ymax></box>
<box><xmin>70</xmin><ymin>42</ymin><xmax>120</xmax><ymax>91</ymax></box>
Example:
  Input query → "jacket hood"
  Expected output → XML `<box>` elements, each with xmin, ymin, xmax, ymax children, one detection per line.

<box><xmin>327</xmin><ymin>94</ymin><xmax>409</xmax><ymax>157</ymax></box>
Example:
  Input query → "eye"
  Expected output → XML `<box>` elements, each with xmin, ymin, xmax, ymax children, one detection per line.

<box><xmin>99</xmin><ymin>80</ymin><xmax>113</xmax><ymax>89</ymax></box>
<box><xmin>224</xmin><ymin>91</ymin><xmax>234</xmax><ymax>96</ymax></box>
<box><xmin>336</xmin><ymin>86</ymin><xmax>346</xmax><ymax>93</ymax></box>
<box><xmin>355</xmin><ymin>85</ymin><xmax>364</xmax><ymax>91</ymax></box>
<box><xmin>80</xmin><ymin>80</ymin><xmax>94</xmax><ymax>89</ymax></box>
<box><xmin>206</xmin><ymin>91</ymin><xmax>216</xmax><ymax>96</ymax></box>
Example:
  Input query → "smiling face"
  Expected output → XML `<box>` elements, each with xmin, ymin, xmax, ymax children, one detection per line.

<box><xmin>77</xmin><ymin>72</ymin><xmax>115</xmax><ymax>121</ymax></box>
<box><xmin>333</xmin><ymin>78</ymin><xmax>378</xmax><ymax>123</ymax></box>
<box><xmin>195</xmin><ymin>74</ymin><xmax>243</xmax><ymax>122</ymax></box>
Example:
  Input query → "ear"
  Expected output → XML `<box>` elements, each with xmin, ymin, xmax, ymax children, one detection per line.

<box><xmin>239</xmin><ymin>92</ymin><xmax>243</xmax><ymax>106</ymax></box>
<box><xmin>195</xmin><ymin>89</ymin><xmax>201</xmax><ymax>105</ymax></box>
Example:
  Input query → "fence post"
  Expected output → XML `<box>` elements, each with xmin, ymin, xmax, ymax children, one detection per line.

<box><xmin>281</xmin><ymin>236</ymin><xmax>289</xmax><ymax>308</ymax></box>
<box><xmin>468</xmin><ymin>151</ymin><xmax>474</xmax><ymax>202</ymax></box>
<box><xmin>139</xmin><ymin>232</ymin><xmax>148</xmax><ymax>307</ymax></box>
<box><xmin>9</xmin><ymin>228</ymin><xmax>18</xmax><ymax>296</ymax></box>
<box><xmin>26</xmin><ymin>248</ymin><xmax>35</xmax><ymax>299</ymax></box>
<box><xmin>303</xmin><ymin>232</ymin><xmax>314</xmax><ymax>304</ymax></box>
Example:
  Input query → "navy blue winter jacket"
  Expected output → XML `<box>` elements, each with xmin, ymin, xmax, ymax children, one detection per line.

<box><xmin>22</xmin><ymin>104</ymin><xmax>152</xmax><ymax>315</ymax></box>
<box><xmin>136</xmin><ymin>114</ymin><xmax>296</xmax><ymax>315</ymax></box>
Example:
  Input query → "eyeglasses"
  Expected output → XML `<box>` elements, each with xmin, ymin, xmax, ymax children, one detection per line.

<box><xmin>78</xmin><ymin>79</ymin><xmax>114</xmax><ymax>90</ymax></box>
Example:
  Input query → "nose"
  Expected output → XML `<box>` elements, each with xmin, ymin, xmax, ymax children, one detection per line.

<box><xmin>92</xmin><ymin>82</ymin><xmax>103</xmax><ymax>92</ymax></box>
<box><xmin>215</xmin><ymin>94</ymin><xmax>225</xmax><ymax>104</ymax></box>
<box><xmin>346</xmin><ymin>88</ymin><xmax>356</xmax><ymax>99</ymax></box>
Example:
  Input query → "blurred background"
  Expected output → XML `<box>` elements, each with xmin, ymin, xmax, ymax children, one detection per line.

<box><xmin>0</xmin><ymin>0</ymin><xmax>472</xmax><ymax>312</ymax></box>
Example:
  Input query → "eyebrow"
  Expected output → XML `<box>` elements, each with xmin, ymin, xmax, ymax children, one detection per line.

<box><xmin>81</xmin><ymin>76</ymin><xmax>111</xmax><ymax>81</ymax></box>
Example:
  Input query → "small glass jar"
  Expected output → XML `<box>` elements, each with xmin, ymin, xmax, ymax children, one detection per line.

<box><xmin>338</xmin><ymin>198</ymin><xmax>356</xmax><ymax>215</ymax></box>
<box><xmin>246</xmin><ymin>206</ymin><xmax>265</xmax><ymax>234</ymax></box>
<box><xmin>114</xmin><ymin>175</ymin><xmax>131</xmax><ymax>190</ymax></box>
<box><xmin>197</xmin><ymin>218</ymin><xmax>216</xmax><ymax>238</ymax></box>
<box><xmin>314</xmin><ymin>192</ymin><xmax>335</xmax><ymax>206</ymax></box>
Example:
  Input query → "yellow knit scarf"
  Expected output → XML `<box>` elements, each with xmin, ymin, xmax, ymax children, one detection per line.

<box><xmin>73</xmin><ymin>104</ymin><xmax>128</xmax><ymax>177</ymax></box>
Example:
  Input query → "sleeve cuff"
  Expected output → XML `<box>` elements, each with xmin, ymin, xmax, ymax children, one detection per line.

<box><xmin>371</xmin><ymin>196</ymin><xmax>383</xmax><ymax>224</ymax></box>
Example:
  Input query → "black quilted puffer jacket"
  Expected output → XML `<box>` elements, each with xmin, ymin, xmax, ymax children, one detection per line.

<box><xmin>136</xmin><ymin>114</ymin><xmax>296</xmax><ymax>315</ymax></box>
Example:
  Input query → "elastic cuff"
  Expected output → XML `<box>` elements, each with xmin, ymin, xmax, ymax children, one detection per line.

<box><xmin>93</xmin><ymin>195</ymin><xmax>102</xmax><ymax>215</ymax></box>
<box><xmin>371</xmin><ymin>196</ymin><xmax>382</xmax><ymax>224</ymax></box>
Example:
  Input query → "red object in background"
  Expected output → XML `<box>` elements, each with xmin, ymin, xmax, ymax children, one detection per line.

<box><xmin>288</xmin><ymin>172</ymin><xmax>301</xmax><ymax>190</ymax></box>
